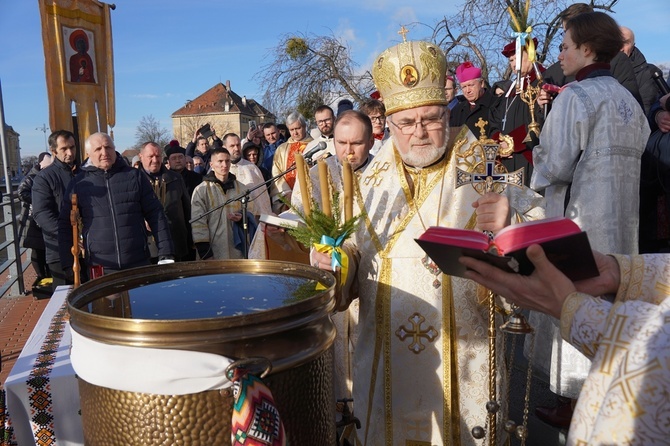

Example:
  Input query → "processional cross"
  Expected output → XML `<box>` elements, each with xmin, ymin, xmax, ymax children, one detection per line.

<box><xmin>454</xmin><ymin>117</ymin><xmax>528</xmax><ymax>446</ymax></box>
<box><xmin>455</xmin><ymin>118</ymin><xmax>524</xmax><ymax>195</ymax></box>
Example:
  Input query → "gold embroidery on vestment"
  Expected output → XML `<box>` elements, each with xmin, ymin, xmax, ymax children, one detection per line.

<box><xmin>609</xmin><ymin>354</ymin><xmax>662</xmax><ymax>417</ymax></box>
<box><xmin>395</xmin><ymin>313</ymin><xmax>439</xmax><ymax>353</ymax></box>
<box><xmin>598</xmin><ymin>313</ymin><xmax>631</xmax><ymax>375</ymax></box>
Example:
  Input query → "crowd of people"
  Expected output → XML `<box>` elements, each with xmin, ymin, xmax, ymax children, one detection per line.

<box><xmin>14</xmin><ymin>3</ymin><xmax>669</xmax><ymax>445</ymax></box>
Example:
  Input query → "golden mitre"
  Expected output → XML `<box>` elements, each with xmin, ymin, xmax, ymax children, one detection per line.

<box><xmin>372</xmin><ymin>29</ymin><xmax>448</xmax><ymax>115</ymax></box>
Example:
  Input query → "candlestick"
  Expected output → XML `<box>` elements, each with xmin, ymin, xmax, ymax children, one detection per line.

<box><xmin>295</xmin><ymin>153</ymin><xmax>311</xmax><ymax>216</ymax></box>
<box><xmin>343</xmin><ymin>159</ymin><xmax>353</xmax><ymax>221</ymax></box>
<box><xmin>318</xmin><ymin>159</ymin><xmax>332</xmax><ymax>217</ymax></box>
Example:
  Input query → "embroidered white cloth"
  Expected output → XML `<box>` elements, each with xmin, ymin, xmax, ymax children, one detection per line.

<box><xmin>3</xmin><ymin>286</ymin><xmax>83</xmax><ymax>446</ymax></box>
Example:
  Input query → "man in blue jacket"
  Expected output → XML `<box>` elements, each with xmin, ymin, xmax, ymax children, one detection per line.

<box><xmin>58</xmin><ymin>132</ymin><xmax>174</xmax><ymax>277</ymax></box>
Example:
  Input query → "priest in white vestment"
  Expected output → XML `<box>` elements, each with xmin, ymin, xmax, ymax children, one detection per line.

<box><xmin>291</xmin><ymin>110</ymin><xmax>374</xmax><ymax>408</ymax></box>
<box><xmin>461</xmin><ymin>244</ymin><xmax>670</xmax><ymax>445</ymax></box>
<box><xmin>220</xmin><ymin>133</ymin><xmax>272</xmax><ymax>218</ymax></box>
<box><xmin>270</xmin><ymin>112</ymin><xmax>313</xmax><ymax>213</ymax></box>
<box><xmin>312</xmin><ymin>36</ymin><xmax>544</xmax><ymax>445</ymax></box>
<box><xmin>527</xmin><ymin>12</ymin><xmax>650</xmax><ymax>410</ymax></box>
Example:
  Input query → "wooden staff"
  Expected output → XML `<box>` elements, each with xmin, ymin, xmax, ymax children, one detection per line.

<box><xmin>295</xmin><ymin>153</ymin><xmax>311</xmax><ymax>216</ymax></box>
<box><xmin>343</xmin><ymin>159</ymin><xmax>353</xmax><ymax>221</ymax></box>
<box><xmin>318</xmin><ymin>159</ymin><xmax>332</xmax><ymax>217</ymax></box>
<box><xmin>70</xmin><ymin>193</ymin><xmax>81</xmax><ymax>288</ymax></box>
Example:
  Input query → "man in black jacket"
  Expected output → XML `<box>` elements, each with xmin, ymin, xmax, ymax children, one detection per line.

<box><xmin>449</xmin><ymin>61</ymin><xmax>498</xmax><ymax>136</ymax></box>
<box><xmin>620</xmin><ymin>26</ymin><xmax>663</xmax><ymax>115</ymax></box>
<box><xmin>18</xmin><ymin>152</ymin><xmax>52</xmax><ymax>280</ymax></box>
<box><xmin>540</xmin><ymin>3</ymin><xmax>642</xmax><ymax>110</ymax></box>
<box><xmin>58</xmin><ymin>132</ymin><xmax>174</xmax><ymax>277</ymax></box>
<box><xmin>32</xmin><ymin>130</ymin><xmax>81</xmax><ymax>287</ymax></box>
<box><xmin>140</xmin><ymin>141</ymin><xmax>193</xmax><ymax>261</ymax></box>
<box><xmin>164</xmin><ymin>140</ymin><xmax>202</xmax><ymax>198</ymax></box>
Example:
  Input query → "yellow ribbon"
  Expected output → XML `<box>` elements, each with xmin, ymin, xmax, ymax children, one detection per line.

<box><xmin>313</xmin><ymin>237</ymin><xmax>349</xmax><ymax>291</ymax></box>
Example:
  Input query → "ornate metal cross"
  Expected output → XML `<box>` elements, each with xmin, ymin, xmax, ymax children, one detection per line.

<box><xmin>455</xmin><ymin>118</ymin><xmax>524</xmax><ymax>195</ymax></box>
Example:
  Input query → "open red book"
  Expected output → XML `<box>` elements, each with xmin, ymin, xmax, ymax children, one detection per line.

<box><xmin>415</xmin><ymin>217</ymin><xmax>599</xmax><ymax>281</ymax></box>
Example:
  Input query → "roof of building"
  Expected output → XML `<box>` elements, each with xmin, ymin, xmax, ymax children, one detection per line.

<box><xmin>171</xmin><ymin>81</ymin><xmax>274</xmax><ymax>119</ymax></box>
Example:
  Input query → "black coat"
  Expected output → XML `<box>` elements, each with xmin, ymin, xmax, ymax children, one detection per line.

<box><xmin>17</xmin><ymin>165</ymin><xmax>44</xmax><ymax>250</ymax></box>
<box><xmin>629</xmin><ymin>47</ymin><xmax>663</xmax><ymax>115</ymax></box>
<box><xmin>177</xmin><ymin>167</ymin><xmax>203</xmax><ymax>198</ymax></box>
<box><xmin>32</xmin><ymin>157</ymin><xmax>81</xmax><ymax>264</ymax></box>
<box><xmin>449</xmin><ymin>89</ymin><xmax>499</xmax><ymax>137</ymax></box>
<box><xmin>488</xmin><ymin>70</ymin><xmax>546</xmax><ymax>184</ymax></box>
<box><xmin>143</xmin><ymin>166</ymin><xmax>192</xmax><ymax>260</ymax></box>
<box><xmin>58</xmin><ymin>156</ymin><xmax>174</xmax><ymax>271</ymax></box>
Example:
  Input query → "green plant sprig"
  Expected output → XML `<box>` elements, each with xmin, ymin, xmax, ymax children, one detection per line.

<box><xmin>279</xmin><ymin>190</ymin><xmax>364</xmax><ymax>247</ymax></box>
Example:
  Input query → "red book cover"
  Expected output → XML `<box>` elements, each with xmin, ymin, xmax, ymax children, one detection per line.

<box><xmin>415</xmin><ymin>217</ymin><xmax>599</xmax><ymax>281</ymax></box>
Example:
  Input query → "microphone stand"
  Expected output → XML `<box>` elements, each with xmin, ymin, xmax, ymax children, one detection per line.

<box><xmin>189</xmin><ymin>163</ymin><xmax>298</xmax><ymax>258</ymax></box>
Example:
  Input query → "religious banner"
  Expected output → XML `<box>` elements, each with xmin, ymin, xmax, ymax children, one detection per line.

<box><xmin>38</xmin><ymin>0</ymin><xmax>116</xmax><ymax>158</ymax></box>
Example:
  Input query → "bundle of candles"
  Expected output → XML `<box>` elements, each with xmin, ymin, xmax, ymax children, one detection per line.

<box><xmin>294</xmin><ymin>153</ymin><xmax>354</xmax><ymax>221</ymax></box>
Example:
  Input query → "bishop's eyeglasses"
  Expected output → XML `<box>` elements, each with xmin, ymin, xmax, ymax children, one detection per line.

<box><xmin>388</xmin><ymin>110</ymin><xmax>446</xmax><ymax>135</ymax></box>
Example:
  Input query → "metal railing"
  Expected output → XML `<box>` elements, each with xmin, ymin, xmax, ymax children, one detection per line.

<box><xmin>0</xmin><ymin>191</ymin><xmax>27</xmax><ymax>298</ymax></box>
<box><xmin>1</xmin><ymin>78</ymin><xmax>27</xmax><ymax>298</ymax></box>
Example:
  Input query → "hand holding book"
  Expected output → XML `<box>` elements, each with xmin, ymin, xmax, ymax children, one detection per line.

<box><xmin>415</xmin><ymin>217</ymin><xmax>599</xmax><ymax>281</ymax></box>
<box><xmin>459</xmin><ymin>244</ymin><xmax>619</xmax><ymax>319</ymax></box>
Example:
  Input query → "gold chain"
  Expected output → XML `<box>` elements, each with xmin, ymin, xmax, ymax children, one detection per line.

<box><xmin>410</xmin><ymin>154</ymin><xmax>449</xmax><ymax>231</ymax></box>
<box><xmin>409</xmin><ymin>155</ymin><xmax>449</xmax><ymax>288</ymax></box>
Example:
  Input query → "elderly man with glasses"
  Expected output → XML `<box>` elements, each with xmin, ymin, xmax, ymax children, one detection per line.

<box><xmin>270</xmin><ymin>111</ymin><xmax>313</xmax><ymax>213</ymax></box>
<box><xmin>311</xmin><ymin>34</ymin><xmax>544</xmax><ymax>445</ymax></box>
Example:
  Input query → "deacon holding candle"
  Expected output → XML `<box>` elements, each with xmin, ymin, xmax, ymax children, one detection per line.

<box><xmin>289</xmin><ymin>109</ymin><xmax>375</xmax><ymax>411</ymax></box>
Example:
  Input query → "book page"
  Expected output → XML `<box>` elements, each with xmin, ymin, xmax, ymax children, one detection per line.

<box><xmin>494</xmin><ymin>217</ymin><xmax>581</xmax><ymax>254</ymax></box>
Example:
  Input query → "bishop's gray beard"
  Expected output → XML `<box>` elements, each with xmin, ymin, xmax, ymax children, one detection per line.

<box><xmin>392</xmin><ymin>135</ymin><xmax>448</xmax><ymax>168</ymax></box>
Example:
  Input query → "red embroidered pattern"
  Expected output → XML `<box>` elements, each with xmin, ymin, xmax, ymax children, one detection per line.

<box><xmin>26</xmin><ymin>302</ymin><xmax>69</xmax><ymax>446</ymax></box>
<box><xmin>284</xmin><ymin>142</ymin><xmax>307</xmax><ymax>190</ymax></box>
<box><xmin>231</xmin><ymin>369</ymin><xmax>285</xmax><ymax>446</ymax></box>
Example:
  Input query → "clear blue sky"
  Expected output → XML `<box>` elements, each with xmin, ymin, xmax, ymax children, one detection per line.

<box><xmin>1</xmin><ymin>0</ymin><xmax>668</xmax><ymax>157</ymax></box>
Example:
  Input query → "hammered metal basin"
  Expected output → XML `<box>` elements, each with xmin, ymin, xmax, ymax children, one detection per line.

<box><xmin>67</xmin><ymin>260</ymin><xmax>337</xmax><ymax>373</ymax></box>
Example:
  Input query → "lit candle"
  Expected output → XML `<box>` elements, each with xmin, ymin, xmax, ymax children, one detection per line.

<box><xmin>318</xmin><ymin>159</ymin><xmax>332</xmax><ymax>217</ymax></box>
<box><xmin>343</xmin><ymin>159</ymin><xmax>353</xmax><ymax>222</ymax></box>
<box><xmin>295</xmin><ymin>153</ymin><xmax>311</xmax><ymax>216</ymax></box>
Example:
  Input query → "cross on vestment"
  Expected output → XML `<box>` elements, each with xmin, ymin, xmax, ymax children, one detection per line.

<box><xmin>363</xmin><ymin>161</ymin><xmax>391</xmax><ymax>187</ymax></box>
<box><xmin>608</xmin><ymin>354</ymin><xmax>662</xmax><ymax>417</ymax></box>
<box><xmin>395</xmin><ymin>312</ymin><xmax>439</xmax><ymax>354</ymax></box>
<box><xmin>598</xmin><ymin>314</ymin><xmax>632</xmax><ymax>375</ymax></box>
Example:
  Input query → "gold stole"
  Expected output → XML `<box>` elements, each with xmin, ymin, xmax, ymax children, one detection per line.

<box><xmin>356</xmin><ymin>148</ymin><xmax>463</xmax><ymax>445</ymax></box>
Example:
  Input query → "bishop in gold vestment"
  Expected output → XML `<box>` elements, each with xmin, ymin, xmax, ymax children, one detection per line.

<box><xmin>311</xmin><ymin>36</ymin><xmax>544</xmax><ymax>445</ymax></box>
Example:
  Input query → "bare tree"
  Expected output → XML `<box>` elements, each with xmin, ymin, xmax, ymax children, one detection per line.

<box><xmin>21</xmin><ymin>156</ymin><xmax>38</xmax><ymax>175</ymax></box>
<box><xmin>257</xmin><ymin>32</ymin><xmax>374</xmax><ymax>117</ymax></box>
<box><xmin>431</xmin><ymin>0</ymin><xmax>619</xmax><ymax>83</ymax></box>
<box><xmin>177</xmin><ymin>115</ymin><xmax>209</xmax><ymax>146</ymax></box>
<box><xmin>134</xmin><ymin>115</ymin><xmax>171</xmax><ymax>149</ymax></box>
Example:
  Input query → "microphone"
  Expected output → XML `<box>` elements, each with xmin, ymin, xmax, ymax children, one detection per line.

<box><xmin>303</xmin><ymin>141</ymin><xmax>328</xmax><ymax>162</ymax></box>
<box><xmin>651</xmin><ymin>70</ymin><xmax>670</xmax><ymax>96</ymax></box>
